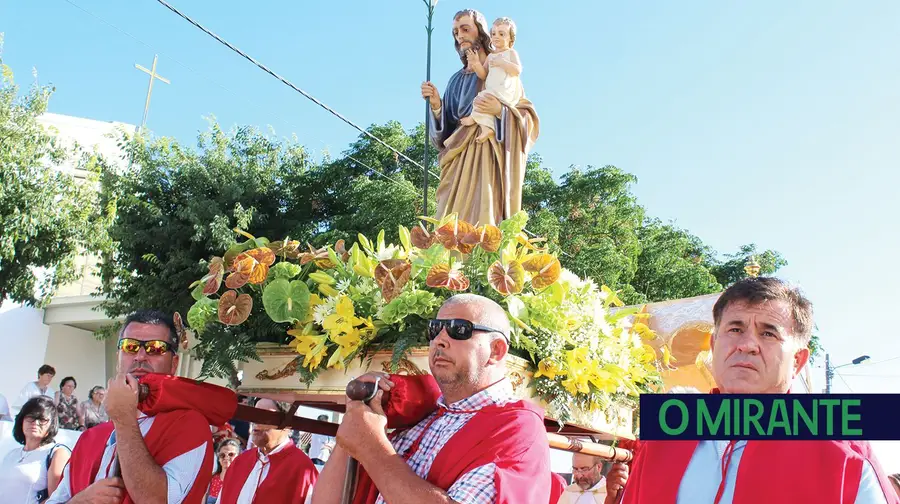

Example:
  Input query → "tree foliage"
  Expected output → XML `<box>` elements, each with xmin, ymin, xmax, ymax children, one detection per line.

<box><xmin>0</xmin><ymin>42</ymin><xmax>107</xmax><ymax>307</ymax></box>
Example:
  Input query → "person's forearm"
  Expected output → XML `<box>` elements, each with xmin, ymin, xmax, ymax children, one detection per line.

<box><xmin>362</xmin><ymin>449</ymin><xmax>456</xmax><ymax>504</ymax></box>
<box><xmin>114</xmin><ymin>416</ymin><xmax>168</xmax><ymax>504</ymax></box>
<box><xmin>310</xmin><ymin>445</ymin><xmax>351</xmax><ymax>504</ymax></box>
<box><xmin>474</xmin><ymin>64</ymin><xmax>488</xmax><ymax>80</ymax></box>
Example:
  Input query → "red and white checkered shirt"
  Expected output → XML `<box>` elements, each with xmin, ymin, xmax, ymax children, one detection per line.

<box><xmin>373</xmin><ymin>378</ymin><xmax>515</xmax><ymax>504</ymax></box>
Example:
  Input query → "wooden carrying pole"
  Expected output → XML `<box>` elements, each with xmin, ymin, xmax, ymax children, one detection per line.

<box><xmin>229</xmin><ymin>403</ymin><xmax>633</xmax><ymax>463</ymax></box>
<box><xmin>546</xmin><ymin>432</ymin><xmax>633</xmax><ymax>463</ymax></box>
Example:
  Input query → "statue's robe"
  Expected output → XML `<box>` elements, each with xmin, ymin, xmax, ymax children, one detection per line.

<box><xmin>430</xmin><ymin>68</ymin><xmax>539</xmax><ymax>227</ymax></box>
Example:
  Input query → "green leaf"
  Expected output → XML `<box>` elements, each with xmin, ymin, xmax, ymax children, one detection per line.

<box><xmin>262</xmin><ymin>278</ymin><xmax>310</xmax><ymax>323</ymax></box>
<box><xmin>376</xmin><ymin>229</ymin><xmax>386</xmax><ymax>252</ymax></box>
<box><xmin>358</xmin><ymin>233</ymin><xmax>373</xmax><ymax>254</ymax></box>
<box><xmin>268</xmin><ymin>262</ymin><xmax>302</xmax><ymax>280</ymax></box>
<box><xmin>608</xmin><ymin>306</ymin><xmax>642</xmax><ymax>323</ymax></box>
<box><xmin>253</xmin><ymin>237</ymin><xmax>270</xmax><ymax>248</ymax></box>
<box><xmin>506</xmin><ymin>295</ymin><xmax>530</xmax><ymax>323</ymax></box>
<box><xmin>545</xmin><ymin>282</ymin><xmax>565</xmax><ymax>304</ymax></box>
<box><xmin>399</xmin><ymin>225</ymin><xmax>412</xmax><ymax>252</ymax></box>
<box><xmin>190</xmin><ymin>282</ymin><xmax>205</xmax><ymax>301</ymax></box>
<box><xmin>327</xmin><ymin>247</ymin><xmax>345</xmax><ymax>274</ymax></box>
<box><xmin>187</xmin><ymin>298</ymin><xmax>218</xmax><ymax>335</ymax></box>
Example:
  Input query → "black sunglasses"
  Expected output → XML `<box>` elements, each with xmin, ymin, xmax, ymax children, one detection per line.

<box><xmin>427</xmin><ymin>319</ymin><xmax>509</xmax><ymax>343</ymax></box>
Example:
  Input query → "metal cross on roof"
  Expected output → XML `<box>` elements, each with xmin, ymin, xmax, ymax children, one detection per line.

<box><xmin>135</xmin><ymin>54</ymin><xmax>170</xmax><ymax>130</ymax></box>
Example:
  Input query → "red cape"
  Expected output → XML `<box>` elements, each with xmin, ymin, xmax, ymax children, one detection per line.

<box><xmin>623</xmin><ymin>389</ymin><xmax>899</xmax><ymax>504</ymax></box>
<box><xmin>549</xmin><ymin>472</ymin><xmax>568</xmax><ymax>504</ymax></box>
<box><xmin>353</xmin><ymin>400</ymin><xmax>552</xmax><ymax>504</ymax></box>
<box><xmin>68</xmin><ymin>410</ymin><xmax>214</xmax><ymax>504</ymax></box>
<box><xmin>217</xmin><ymin>443</ymin><xmax>317</xmax><ymax>504</ymax></box>
<box><xmin>66</xmin><ymin>374</ymin><xmax>234</xmax><ymax>503</ymax></box>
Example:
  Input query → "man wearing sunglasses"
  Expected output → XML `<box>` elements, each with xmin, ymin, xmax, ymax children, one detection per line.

<box><xmin>49</xmin><ymin>310</ymin><xmax>215</xmax><ymax>504</ymax></box>
<box><xmin>313</xmin><ymin>294</ymin><xmax>551</xmax><ymax>504</ymax></box>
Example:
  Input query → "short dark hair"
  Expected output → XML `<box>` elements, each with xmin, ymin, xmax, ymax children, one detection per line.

<box><xmin>120</xmin><ymin>309</ymin><xmax>179</xmax><ymax>347</ymax></box>
<box><xmin>14</xmin><ymin>397</ymin><xmax>58</xmax><ymax>446</ymax></box>
<box><xmin>88</xmin><ymin>385</ymin><xmax>105</xmax><ymax>401</ymax></box>
<box><xmin>59</xmin><ymin>376</ymin><xmax>77</xmax><ymax>390</ymax></box>
<box><xmin>316</xmin><ymin>414</ymin><xmax>329</xmax><ymax>422</ymax></box>
<box><xmin>713</xmin><ymin>277</ymin><xmax>814</xmax><ymax>345</ymax></box>
<box><xmin>38</xmin><ymin>364</ymin><xmax>56</xmax><ymax>377</ymax></box>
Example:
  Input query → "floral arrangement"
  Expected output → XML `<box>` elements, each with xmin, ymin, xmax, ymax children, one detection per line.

<box><xmin>187</xmin><ymin>211</ymin><xmax>669</xmax><ymax>422</ymax></box>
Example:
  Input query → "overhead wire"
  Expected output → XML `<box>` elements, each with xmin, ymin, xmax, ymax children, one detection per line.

<box><xmin>152</xmin><ymin>0</ymin><xmax>440</xmax><ymax>180</ymax></box>
<box><xmin>835</xmin><ymin>372</ymin><xmax>854</xmax><ymax>392</ymax></box>
<box><xmin>59</xmin><ymin>0</ymin><xmax>428</xmax><ymax>204</ymax></box>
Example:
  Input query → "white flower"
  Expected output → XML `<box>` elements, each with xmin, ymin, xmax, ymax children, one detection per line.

<box><xmin>336</xmin><ymin>278</ymin><xmax>351</xmax><ymax>292</ymax></box>
<box><xmin>313</xmin><ymin>296</ymin><xmax>337</xmax><ymax>325</ymax></box>
<box><xmin>375</xmin><ymin>245</ymin><xmax>400</xmax><ymax>261</ymax></box>
<box><xmin>558</xmin><ymin>268</ymin><xmax>583</xmax><ymax>290</ymax></box>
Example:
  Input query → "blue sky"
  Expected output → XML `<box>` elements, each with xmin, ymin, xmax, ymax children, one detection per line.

<box><xmin>3</xmin><ymin>0</ymin><xmax>898</xmax><ymax>405</ymax></box>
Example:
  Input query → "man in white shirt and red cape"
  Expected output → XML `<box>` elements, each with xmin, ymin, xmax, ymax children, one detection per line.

<box><xmin>216</xmin><ymin>398</ymin><xmax>318</xmax><ymax>504</ymax></box>
<box><xmin>312</xmin><ymin>293</ymin><xmax>552</xmax><ymax>504</ymax></box>
<box><xmin>610</xmin><ymin>278</ymin><xmax>899</xmax><ymax>504</ymax></box>
<box><xmin>48</xmin><ymin>310</ymin><xmax>237</xmax><ymax>504</ymax></box>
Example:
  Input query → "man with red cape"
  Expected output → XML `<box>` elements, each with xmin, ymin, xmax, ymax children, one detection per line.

<box><xmin>312</xmin><ymin>294</ymin><xmax>551</xmax><ymax>504</ymax></box>
<box><xmin>48</xmin><ymin>310</ymin><xmax>237</xmax><ymax>504</ymax></box>
<box><xmin>216</xmin><ymin>398</ymin><xmax>317</xmax><ymax>503</ymax></box>
<box><xmin>608</xmin><ymin>278</ymin><xmax>899</xmax><ymax>504</ymax></box>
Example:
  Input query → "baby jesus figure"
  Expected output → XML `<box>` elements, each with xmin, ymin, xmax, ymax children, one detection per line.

<box><xmin>462</xmin><ymin>16</ymin><xmax>525</xmax><ymax>143</ymax></box>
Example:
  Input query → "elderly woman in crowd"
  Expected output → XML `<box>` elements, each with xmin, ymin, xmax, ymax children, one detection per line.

<box><xmin>0</xmin><ymin>397</ymin><xmax>71</xmax><ymax>503</ymax></box>
<box><xmin>76</xmin><ymin>385</ymin><xmax>108</xmax><ymax>430</ymax></box>
<box><xmin>53</xmin><ymin>377</ymin><xmax>80</xmax><ymax>431</ymax></box>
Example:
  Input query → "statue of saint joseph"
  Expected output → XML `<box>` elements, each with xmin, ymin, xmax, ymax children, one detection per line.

<box><xmin>421</xmin><ymin>9</ymin><xmax>539</xmax><ymax>226</ymax></box>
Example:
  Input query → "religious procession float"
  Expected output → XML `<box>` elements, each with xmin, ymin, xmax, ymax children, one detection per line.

<box><xmin>177</xmin><ymin>8</ymin><xmax>760</xmax><ymax>457</ymax></box>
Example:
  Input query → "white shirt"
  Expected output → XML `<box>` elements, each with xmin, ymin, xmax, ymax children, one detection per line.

<box><xmin>47</xmin><ymin>414</ymin><xmax>210</xmax><ymax>504</ymax></box>
<box><xmin>0</xmin><ymin>443</ymin><xmax>56</xmax><ymax>504</ymax></box>
<box><xmin>572</xmin><ymin>479</ymin><xmax>607</xmax><ymax>504</ymax></box>
<box><xmin>13</xmin><ymin>383</ymin><xmax>54</xmax><ymax>414</ymax></box>
<box><xmin>217</xmin><ymin>438</ymin><xmax>293</xmax><ymax>504</ymax></box>
<box><xmin>308</xmin><ymin>434</ymin><xmax>334</xmax><ymax>462</ymax></box>
<box><xmin>676</xmin><ymin>440</ymin><xmax>890</xmax><ymax>504</ymax></box>
<box><xmin>0</xmin><ymin>393</ymin><xmax>10</xmax><ymax>421</ymax></box>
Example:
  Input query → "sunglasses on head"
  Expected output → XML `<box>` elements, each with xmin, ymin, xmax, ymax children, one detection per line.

<box><xmin>427</xmin><ymin>318</ymin><xmax>509</xmax><ymax>343</ymax></box>
<box><xmin>117</xmin><ymin>338</ymin><xmax>174</xmax><ymax>356</ymax></box>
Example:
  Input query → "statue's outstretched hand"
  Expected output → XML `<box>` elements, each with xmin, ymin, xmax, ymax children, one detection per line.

<box><xmin>421</xmin><ymin>81</ymin><xmax>441</xmax><ymax>112</ymax></box>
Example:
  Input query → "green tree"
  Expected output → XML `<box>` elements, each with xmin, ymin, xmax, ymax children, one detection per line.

<box><xmin>632</xmin><ymin>219</ymin><xmax>722</xmax><ymax>302</ymax></box>
<box><xmin>710</xmin><ymin>243</ymin><xmax>788</xmax><ymax>287</ymax></box>
<box><xmin>98</xmin><ymin>122</ymin><xmax>324</xmax><ymax>375</ymax></box>
<box><xmin>0</xmin><ymin>43</ymin><xmax>106</xmax><ymax>307</ymax></box>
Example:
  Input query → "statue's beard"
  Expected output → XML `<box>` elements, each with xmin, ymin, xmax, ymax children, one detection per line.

<box><xmin>457</xmin><ymin>39</ymin><xmax>483</xmax><ymax>58</ymax></box>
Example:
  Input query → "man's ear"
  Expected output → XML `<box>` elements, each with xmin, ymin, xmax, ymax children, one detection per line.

<box><xmin>792</xmin><ymin>345</ymin><xmax>810</xmax><ymax>377</ymax></box>
<box><xmin>487</xmin><ymin>336</ymin><xmax>509</xmax><ymax>364</ymax></box>
<box><xmin>170</xmin><ymin>353</ymin><xmax>180</xmax><ymax>375</ymax></box>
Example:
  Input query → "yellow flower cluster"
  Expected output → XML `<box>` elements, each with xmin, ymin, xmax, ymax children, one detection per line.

<box><xmin>289</xmin><ymin>295</ymin><xmax>375</xmax><ymax>370</ymax></box>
